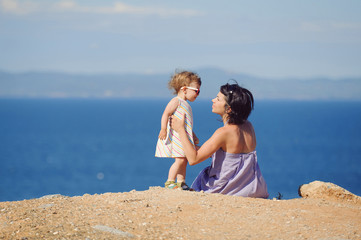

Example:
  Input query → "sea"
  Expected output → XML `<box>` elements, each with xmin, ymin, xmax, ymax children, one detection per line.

<box><xmin>0</xmin><ymin>99</ymin><xmax>360</xmax><ymax>202</ymax></box>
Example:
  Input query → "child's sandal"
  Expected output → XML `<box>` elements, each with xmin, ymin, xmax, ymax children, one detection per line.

<box><xmin>177</xmin><ymin>182</ymin><xmax>191</xmax><ymax>191</ymax></box>
<box><xmin>165</xmin><ymin>181</ymin><xmax>179</xmax><ymax>189</ymax></box>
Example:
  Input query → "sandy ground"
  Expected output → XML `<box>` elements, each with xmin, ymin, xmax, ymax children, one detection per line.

<box><xmin>1</xmin><ymin>181</ymin><xmax>360</xmax><ymax>240</ymax></box>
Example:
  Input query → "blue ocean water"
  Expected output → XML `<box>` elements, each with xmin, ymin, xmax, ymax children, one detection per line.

<box><xmin>0</xmin><ymin>99</ymin><xmax>360</xmax><ymax>201</ymax></box>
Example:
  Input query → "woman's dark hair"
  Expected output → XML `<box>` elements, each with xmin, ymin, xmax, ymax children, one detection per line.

<box><xmin>220</xmin><ymin>82</ymin><xmax>254</xmax><ymax>125</ymax></box>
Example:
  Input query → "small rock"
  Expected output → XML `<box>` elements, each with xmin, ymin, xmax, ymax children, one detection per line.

<box><xmin>92</xmin><ymin>225</ymin><xmax>134</xmax><ymax>238</ymax></box>
<box><xmin>37</xmin><ymin>204</ymin><xmax>54</xmax><ymax>209</ymax></box>
<box><xmin>299</xmin><ymin>180</ymin><xmax>361</xmax><ymax>204</ymax></box>
<box><xmin>39</xmin><ymin>194</ymin><xmax>65</xmax><ymax>199</ymax></box>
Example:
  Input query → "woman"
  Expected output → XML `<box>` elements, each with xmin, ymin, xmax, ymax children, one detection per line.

<box><xmin>170</xmin><ymin>83</ymin><xmax>269</xmax><ymax>198</ymax></box>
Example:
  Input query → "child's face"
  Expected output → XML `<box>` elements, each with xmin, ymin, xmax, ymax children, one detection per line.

<box><xmin>185</xmin><ymin>82</ymin><xmax>201</xmax><ymax>102</ymax></box>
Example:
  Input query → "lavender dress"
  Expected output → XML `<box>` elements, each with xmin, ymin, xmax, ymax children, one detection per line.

<box><xmin>191</xmin><ymin>149</ymin><xmax>269</xmax><ymax>198</ymax></box>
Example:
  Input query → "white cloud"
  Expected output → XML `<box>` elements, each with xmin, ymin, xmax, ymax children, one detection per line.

<box><xmin>300</xmin><ymin>21</ymin><xmax>361</xmax><ymax>33</ymax></box>
<box><xmin>0</xmin><ymin>0</ymin><xmax>39</xmax><ymax>15</ymax></box>
<box><xmin>55</xmin><ymin>1</ymin><xmax>76</xmax><ymax>10</ymax></box>
<box><xmin>0</xmin><ymin>0</ymin><xmax>202</xmax><ymax>17</ymax></box>
<box><xmin>300</xmin><ymin>22</ymin><xmax>324</xmax><ymax>32</ymax></box>
<box><xmin>107</xmin><ymin>2</ymin><xmax>201</xmax><ymax>17</ymax></box>
<box><xmin>0</xmin><ymin>0</ymin><xmax>17</xmax><ymax>11</ymax></box>
<box><xmin>89</xmin><ymin>43</ymin><xmax>99</xmax><ymax>49</ymax></box>
<box><xmin>331</xmin><ymin>22</ymin><xmax>361</xmax><ymax>31</ymax></box>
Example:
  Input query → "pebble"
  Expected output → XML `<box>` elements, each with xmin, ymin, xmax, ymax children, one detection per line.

<box><xmin>92</xmin><ymin>225</ymin><xmax>134</xmax><ymax>238</ymax></box>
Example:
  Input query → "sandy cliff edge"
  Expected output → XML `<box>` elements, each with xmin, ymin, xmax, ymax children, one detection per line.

<box><xmin>1</xmin><ymin>180</ymin><xmax>360</xmax><ymax>240</ymax></box>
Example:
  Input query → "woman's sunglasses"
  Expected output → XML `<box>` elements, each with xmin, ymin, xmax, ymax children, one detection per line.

<box><xmin>181</xmin><ymin>86</ymin><xmax>200</xmax><ymax>95</ymax></box>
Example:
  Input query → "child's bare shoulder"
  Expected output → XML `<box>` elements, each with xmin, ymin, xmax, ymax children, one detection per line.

<box><xmin>164</xmin><ymin>97</ymin><xmax>180</xmax><ymax>113</ymax></box>
<box><xmin>168</xmin><ymin>97</ymin><xmax>180</xmax><ymax>107</ymax></box>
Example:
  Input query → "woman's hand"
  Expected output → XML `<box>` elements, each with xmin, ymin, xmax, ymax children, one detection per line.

<box><xmin>169</xmin><ymin>114</ymin><xmax>185</xmax><ymax>133</ymax></box>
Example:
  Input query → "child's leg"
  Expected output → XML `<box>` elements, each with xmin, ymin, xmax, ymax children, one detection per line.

<box><xmin>175</xmin><ymin>158</ymin><xmax>191</xmax><ymax>190</ymax></box>
<box><xmin>175</xmin><ymin>158</ymin><xmax>187</xmax><ymax>183</ymax></box>
<box><xmin>167</xmin><ymin>157</ymin><xmax>187</xmax><ymax>182</ymax></box>
<box><xmin>166</xmin><ymin>157</ymin><xmax>190</xmax><ymax>190</ymax></box>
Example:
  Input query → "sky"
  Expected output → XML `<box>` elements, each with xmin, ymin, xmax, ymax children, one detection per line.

<box><xmin>1</xmin><ymin>0</ymin><xmax>361</xmax><ymax>79</ymax></box>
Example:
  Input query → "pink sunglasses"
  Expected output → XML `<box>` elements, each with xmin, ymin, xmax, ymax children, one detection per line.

<box><xmin>181</xmin><ymin>86</ymin><xmax>200</xmax><ymax>95</ymax></box>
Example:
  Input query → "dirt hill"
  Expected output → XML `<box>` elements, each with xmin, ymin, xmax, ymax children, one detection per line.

<box><xmin>1</xmin><ymin>181</ymin><xmax>360</xmax><ymax>239</ymax></box>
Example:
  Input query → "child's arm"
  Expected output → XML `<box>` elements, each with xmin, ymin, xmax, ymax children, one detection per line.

<box><xmin>158</xmin><ymin>98</ymin><xmax>179</xmax><ymax>140</ymax></box>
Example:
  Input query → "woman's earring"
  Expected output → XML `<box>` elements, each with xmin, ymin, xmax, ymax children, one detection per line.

<box><xmin>226</xmin><ymin>105</ymin><xmax>232</xmax><ymax>114</ymax></box>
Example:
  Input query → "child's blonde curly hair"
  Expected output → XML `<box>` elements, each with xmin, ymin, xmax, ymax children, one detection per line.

<box><xmin>168</xmin><ymin>71</ymin><xmax>202</xmax><ymax>95</ymax></box>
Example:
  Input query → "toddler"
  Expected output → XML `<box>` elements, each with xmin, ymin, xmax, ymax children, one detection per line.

<box><xmin>155</xmin><ymin>71</ymin><xmax>201</xmax><ymax>190</ymax></box>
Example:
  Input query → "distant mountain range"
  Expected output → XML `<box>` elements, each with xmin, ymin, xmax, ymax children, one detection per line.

<box><xmin>1</xmin><ymin>68</ymin><xmax>361</xmax><ymax>100</ymax></box>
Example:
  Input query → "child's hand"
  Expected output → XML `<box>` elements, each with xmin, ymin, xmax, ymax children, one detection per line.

<box><xmin>193</xmin><ymin>133</ymin><xmax>199</xmax><ymax>145</ymax></box>
<box><xmin>158</xmin><ymin>129</ymin><xmax>167</xmax><ymax>140</ymax></box>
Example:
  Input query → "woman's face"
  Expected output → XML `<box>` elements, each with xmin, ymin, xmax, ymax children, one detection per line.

<box><xmin>212</xmin><ymin>92</ymin><xmax>227</xmax><ymax>115</ymax></box>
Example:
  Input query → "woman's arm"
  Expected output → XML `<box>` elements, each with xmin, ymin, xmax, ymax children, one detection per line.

<box><xmin>171</xmin><ymin>114</ymin><xmax>226</xmax><ymax>165</ymax></box>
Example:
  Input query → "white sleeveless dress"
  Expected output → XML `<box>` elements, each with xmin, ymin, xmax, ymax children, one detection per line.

<box><xmin>155</xmin><ymin>97</ymin><xmax>195</xmax><ymax>158</ymax></box>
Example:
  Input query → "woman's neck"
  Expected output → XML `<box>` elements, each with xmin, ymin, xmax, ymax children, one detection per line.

<box><xmin>222</xmin><ymin>115</ymin><xmax>229</xmax><ymax>126</ymax></box>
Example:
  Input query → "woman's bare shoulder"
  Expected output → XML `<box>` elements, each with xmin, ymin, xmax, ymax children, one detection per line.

<box><xmin>206</xmin><ymin>126</ymin><xmax>230</xmax><ymax>144</ymax></box>
<box><xmin>213</xmin><ymin>125</ymin><xmax>238</xmax><ymax>140</ymax></box>
<box><xmin>208</xmin><ymin>126</ymin><xmax>224</xmax><ymax>139</ymax></box>
<box><xmin>214</xmin><ymin>125</ymin><xmax>232</xmax><ymax>134</ymax></box>
<box><xmin>223</xmin><ymin>124</ymin><xmax>240</xmax><ymax>132</ymax></box>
